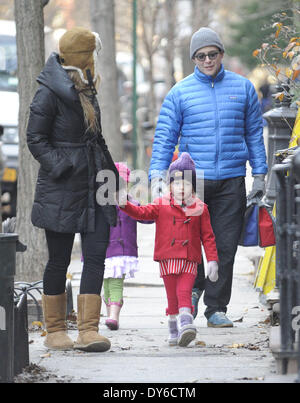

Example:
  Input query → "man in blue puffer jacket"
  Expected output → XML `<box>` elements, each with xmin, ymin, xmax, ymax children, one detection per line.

<box><xmin>149</xmin><ymin>27</ymin><xmax>268</xmax><ymax>328</ymax></box>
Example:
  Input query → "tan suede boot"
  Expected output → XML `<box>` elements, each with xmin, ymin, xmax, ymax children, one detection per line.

<box><xmin>74</xmin><ymin>294</ymin><xmax>111</xmax><ymax>352</ymax></box>
<box><xmin>42</xmin><ymin>293</ymin><xmax>74</xmax><ymax>350</ymax></box>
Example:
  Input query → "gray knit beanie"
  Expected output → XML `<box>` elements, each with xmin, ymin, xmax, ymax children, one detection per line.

<box><xmin>190</xmin><ymin>27</ymin><xmax>225</xmax><ymax>59</ymax></box>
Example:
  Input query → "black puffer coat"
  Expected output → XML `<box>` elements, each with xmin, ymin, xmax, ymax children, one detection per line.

<box><xmin>27</xmin><ymin>53</ymin><xmax>119</xmax><ymax>233</ymax></box>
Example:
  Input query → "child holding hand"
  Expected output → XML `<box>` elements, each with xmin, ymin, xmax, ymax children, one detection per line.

<box><xmin>103</xmin><ymin>162</ymin><xmax>153</xmax><ymax>330</ymax></box>
<box><xmin>118</xmin><ymin>153</ymin><xmax>218</xmax><ymax>347</ymax></box>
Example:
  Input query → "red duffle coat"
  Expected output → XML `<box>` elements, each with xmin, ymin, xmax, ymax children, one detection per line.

<box><xmin>120</xmin><ymin>194</ymin><xmax>218</xmax><ymax>264</ymax></box>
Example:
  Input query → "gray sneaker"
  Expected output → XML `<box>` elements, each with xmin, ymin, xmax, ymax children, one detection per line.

<box><xmin>207</xmin><ymin>312</ymin><xmax>233</xmax><ymax>328</ymax></box>
<box><xmin>177</xmin><ymin>312</ymin><xmax>197</xmax><ymax>347</ymax></box>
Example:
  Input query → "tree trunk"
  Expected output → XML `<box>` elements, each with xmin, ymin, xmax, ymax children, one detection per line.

<box><xmin>90</xmin><ymin>0</ymin><xmax>123</xmax><ymax>162</ymax></box>
<box><xmin>164</xmin><ymin>0</ymin><xmax>176</xmax><ymax>91</ymax></box>
<box><xmin>139</xmin><ymin>0</ymin><xmax>161</xmax><ymax>125</ymax></box>
<box><xmin>191</xmin><ymin>0</ymin><xmax>212</xmax><ymax>31</ymax></box>
<box><xmin>181</xmin><ymin>0</ymin><xmax>214</xmax><ymax>78</ymax></box>
<box><xmin>14</xmin><ymin>0</ymin><xmax>48</xmax><ymax>281</ymax></box>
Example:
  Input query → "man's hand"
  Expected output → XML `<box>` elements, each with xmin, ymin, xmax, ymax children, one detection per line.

<box><xmin>247</xmin><ymin>174</ymin><xmax>266</xmax><ymax>200</ymax></box>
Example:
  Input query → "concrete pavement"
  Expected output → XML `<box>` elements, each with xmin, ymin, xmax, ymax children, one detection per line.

<box><xmin>15</xmin><ymin>222</ymin><xmax>297</xmax><ymax>383</ymax></box>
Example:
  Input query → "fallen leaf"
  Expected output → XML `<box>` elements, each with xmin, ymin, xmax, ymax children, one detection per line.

<box><xmin>40</xmin><ymin>330</ymin><xmax>47</xmax><ymax>337</ymax></box>
<box><xmin>40</xmin><ymin>353</ymin><xmax>51</xmax><ymax>358</ymax></box>
<box><xmin>195</xmin><ymin>341</ymin><xmax>206</xmax><ymax>347</ymax></box>
<box><xmin>245</xmin><ymin>344</ymin><xmax>260</xmax><ymax>351</ymax></box>
<box><xmin>259</xmin><ymin>317</ymin><xmax>271</xmax><ymax>325</ymax></box>
<box><xmin>31</xmin><ymin>321</ymin><xmax>43</xmax><ymax>328</ymax></box>
<box><xmin>228</xmin><ymin>343</ymin><xmax>244</xmax><ymax>349</ymax></box>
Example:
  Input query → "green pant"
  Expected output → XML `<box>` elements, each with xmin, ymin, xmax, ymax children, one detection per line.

<box><xmin>103</xmin><ymin>276</ymin><xmax>125</xmax><ymax>304</ymax></box>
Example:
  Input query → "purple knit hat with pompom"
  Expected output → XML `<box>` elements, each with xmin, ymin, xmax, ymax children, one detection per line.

<box><xmin>168</xmin><ymin>152</ymin><xmax>196</xmax><ymax>190</ymax></box>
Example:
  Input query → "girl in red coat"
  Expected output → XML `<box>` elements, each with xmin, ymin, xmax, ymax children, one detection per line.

<box><xmin>119</xmin><ymin>153</ymin><xmax>218</xmax><ymax>347</ymax></box>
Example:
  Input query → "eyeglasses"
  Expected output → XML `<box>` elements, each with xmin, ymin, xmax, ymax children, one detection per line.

<box><xmin>194</xmin><ymin>51</ymin><xmax>220</xmax><ymax>62</ymax></box>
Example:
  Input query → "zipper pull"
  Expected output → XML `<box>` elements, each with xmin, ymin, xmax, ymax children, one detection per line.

<box><xmin>211</xmin><ymin>81</ymin><xmax>214</xmax><ymax>88</ymax></box>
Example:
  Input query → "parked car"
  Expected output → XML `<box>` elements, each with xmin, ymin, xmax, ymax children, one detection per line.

<box><xmin>0</xmin><ymin>20</ymin><xmax>18</xmax><ymax>218</ymax></box>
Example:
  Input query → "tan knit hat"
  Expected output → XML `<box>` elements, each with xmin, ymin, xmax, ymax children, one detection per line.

<box><xmin>59</xmin><ymin>27</ymin><xmax>102</xmax><ymax>84</ymax></box>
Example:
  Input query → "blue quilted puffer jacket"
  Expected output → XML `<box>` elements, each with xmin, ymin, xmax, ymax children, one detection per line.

<box><xmin>149</xmin><ymin>65</ymin><xmax>268</xmax><ymax>181</ymax></box>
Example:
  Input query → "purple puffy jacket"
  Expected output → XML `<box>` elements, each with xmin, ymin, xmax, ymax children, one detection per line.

<box><xmin>106</xmin><ymin>202</ymin><xmax>153</xmax><ymax>258</ymax></box>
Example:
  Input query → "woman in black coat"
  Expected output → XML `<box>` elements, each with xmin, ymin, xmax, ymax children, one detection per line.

<box><xmin>27</xmin><ymin>27</ymin><xmax>120</xmax><ymax>353</ymax></box>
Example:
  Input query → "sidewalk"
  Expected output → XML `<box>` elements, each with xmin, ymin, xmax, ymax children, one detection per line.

<box><xmin>16</xmin><ymin>223</ymin><xmax>297</xmax><ymax>383</ymax></box>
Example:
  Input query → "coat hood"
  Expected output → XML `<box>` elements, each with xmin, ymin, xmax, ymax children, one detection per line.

<box><xmin>37</xmin><ymin>52</ymin><xmax>81</xmax><ymax>110</ymax></box>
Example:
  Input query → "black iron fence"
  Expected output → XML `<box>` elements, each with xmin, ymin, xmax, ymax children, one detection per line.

<box><xmin>273</xmin><ymin>149</ymin><xmax>300</xmax><ymax>382</ymax></box>
<box><xmin>1</xmin><ymin>261</ymin><xmax>74</xmax><ymax>382</ymax></box>
<box><xmin>264</xmin><ymin>84</ymin><xmax>297</xmax><ymax>206</ymax></box>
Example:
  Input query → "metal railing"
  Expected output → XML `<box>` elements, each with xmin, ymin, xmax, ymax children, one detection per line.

<box><xmin>263</xmin><ymin>84</ymin><xmax>297</xmax><ymax>206</ymax></box>
<box><xmin>14</xmin><ymin>280</ymin><xmax>43</xmax><ymax>322</ymax></box>
<box><xmin>273</xmin><ymin>149</ymin><xmax>300</xmax><ymax>382</ymax></box>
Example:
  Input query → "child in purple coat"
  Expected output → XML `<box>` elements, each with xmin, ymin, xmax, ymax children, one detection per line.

<box><xmin>103</xmin><ymin>163</ymin><xmax>151</xmax><ymax>330</ymax></box>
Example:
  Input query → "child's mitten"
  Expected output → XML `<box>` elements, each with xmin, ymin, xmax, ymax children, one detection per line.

<box><xmin>207</xmin><ymin>261</ymin><xmax>218</xmax><ymax>282</ymax></box>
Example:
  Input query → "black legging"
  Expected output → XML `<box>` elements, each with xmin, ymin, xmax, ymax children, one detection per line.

<box><xmin>43</xmin><ymin>206</ymin><xmax>110</xmax><ymax>296</ymax></box>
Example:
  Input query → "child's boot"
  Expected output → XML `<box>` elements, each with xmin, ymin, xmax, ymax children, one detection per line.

<box><xmin>168</xmin><ymin>317</ymin><xmax>178</xmax><ymax>346</ymax></box>
<box><xmin>74</xmin><ymin>294</ymin><xmax>111</xmax><ymax>352</ymax></box>
<box><xmin>42</xmin><ymin>293</ymin><xmax>74</xmax><ymax>350</ymax></box>
<box><xmin>177</xmin><ymin>310</ymin><xmax>197</xmax><ymax>347</ymax></box>
<box><xmin>105</xmin><ymin>300</ymin><xmax>123</xmax><ymax>331</ymax></box>
<box><xmin>102</xmin><ymin>297</ymin><xmax>111</xmax><ymax>317</ymax></box>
